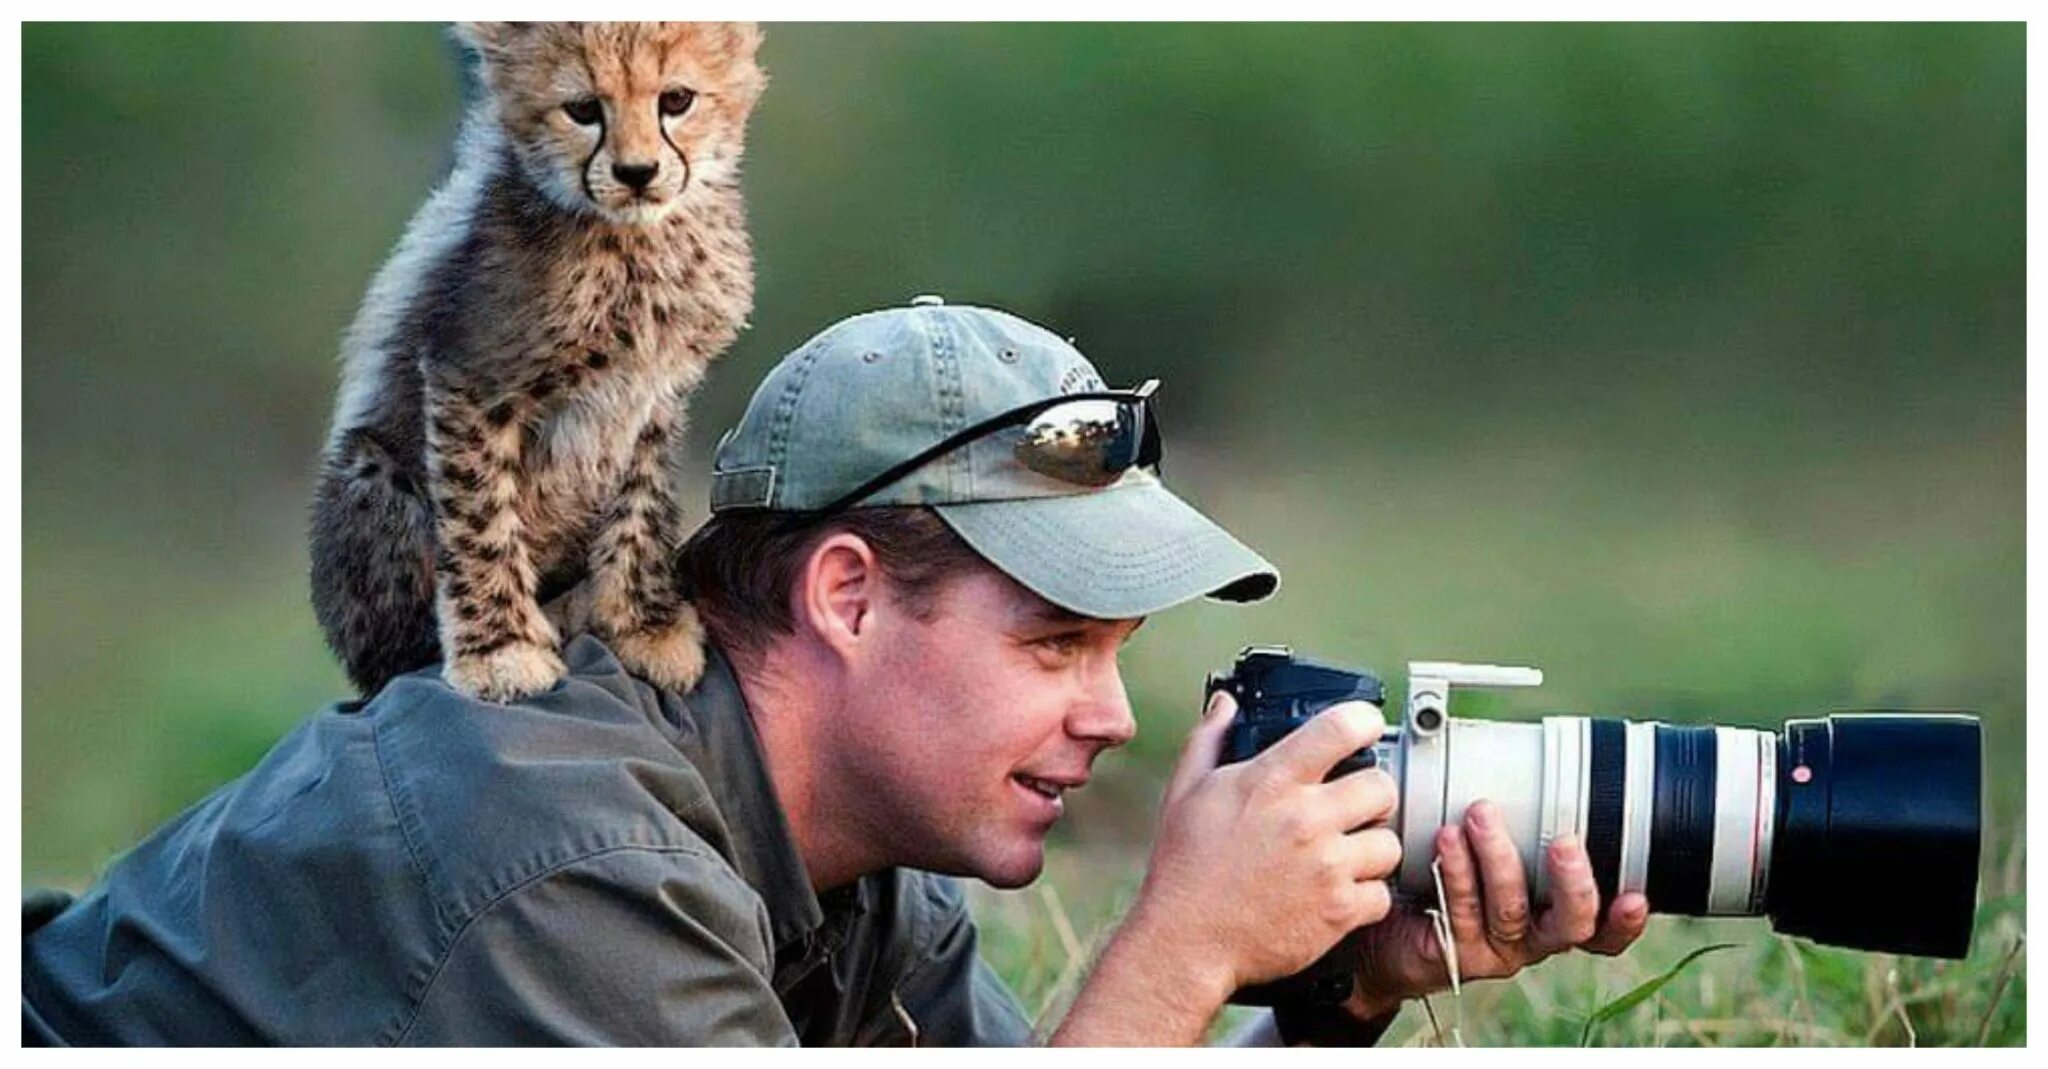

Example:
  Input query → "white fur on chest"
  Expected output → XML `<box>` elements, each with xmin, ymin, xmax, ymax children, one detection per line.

<box><xmin>535</xmin><ymin>369</ymin><xmax>662</xmax><ymax>486</ymax></box>
<box><xmin>532</xmin><ymin>288</ymin><xmax>701</xmax><ymax>482</ymax></box>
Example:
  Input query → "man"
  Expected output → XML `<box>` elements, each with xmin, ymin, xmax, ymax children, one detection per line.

<box><xmin>23</xmin><ymin>300</ymin><xmax>1646</xmax><ymax>1045</ymax></box>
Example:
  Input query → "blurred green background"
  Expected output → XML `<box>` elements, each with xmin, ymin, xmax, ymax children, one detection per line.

<box><xmin>22</xmin><ymin>23</ymin><xmax>2023</xmax><ymax>1043</ymax></box>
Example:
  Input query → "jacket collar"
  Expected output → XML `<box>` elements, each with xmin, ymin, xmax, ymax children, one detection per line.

<box><xmin>660</xmin><ymin>642</ymin><xmax>870</xmax><ymax>954</ymax></box>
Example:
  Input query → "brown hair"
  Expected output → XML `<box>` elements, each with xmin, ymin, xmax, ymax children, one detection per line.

<box><xmin>677</xmin><ymin>507</ymin><xmax>990</xmax><ymax>668</ymax></box>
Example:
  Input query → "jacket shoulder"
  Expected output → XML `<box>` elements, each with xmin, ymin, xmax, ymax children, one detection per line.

<box><xmin>367</xmin><ymin>636</ymin><xmax>734</xmax><ymax>926</ymax></box>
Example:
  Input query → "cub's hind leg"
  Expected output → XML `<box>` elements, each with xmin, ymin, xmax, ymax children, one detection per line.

<box><xmin>310</xmin><ymin>429</ymin><xmax>441</xmax><ymax>696</ymax></box>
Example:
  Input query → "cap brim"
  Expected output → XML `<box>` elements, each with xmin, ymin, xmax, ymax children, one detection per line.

<box><xmin>932</xmin><ymin>478</ymin><xmax>1279</xmax><ymax>619</ymax></box>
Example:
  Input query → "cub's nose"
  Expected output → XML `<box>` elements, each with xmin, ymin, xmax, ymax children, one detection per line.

<box><xmin>612</xmin><ymin>162</ymin><xmax>659</xmax><ymax>191</ymax></box>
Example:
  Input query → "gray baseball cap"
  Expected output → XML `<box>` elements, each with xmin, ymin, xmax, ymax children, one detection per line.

<box><xmin>708</xmin><ymin>298</ymin><xmax>1279</xmax><ymax>619</ymax></box>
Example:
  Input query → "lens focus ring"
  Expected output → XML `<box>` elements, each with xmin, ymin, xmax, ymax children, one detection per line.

<box><xmin>1585</xmin><ymin>718</ymin><xmax>1628</xmax><ymax>907</ymax></box>
<box><xmin>1649</xmin><ymin>725</ymin><xmax>1718</xmax><ymax>915</ymax></box>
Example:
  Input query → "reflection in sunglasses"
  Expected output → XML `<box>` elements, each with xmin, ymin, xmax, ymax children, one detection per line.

<box><xmin>1016</xmin><ymin>400</ymin><xmax>1141</xmax><ymax>487</ymax></box>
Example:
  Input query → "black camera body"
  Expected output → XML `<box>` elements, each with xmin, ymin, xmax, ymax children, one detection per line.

<box><xmin>1214</xmin><ymin>645</ymin><xmax>1389</xmax><ymax>776</ymax></box>
<box><xmin>1209</xmin><ymin>647</ymin><xmax>1391</xmax><ymax>1008</ymax></box>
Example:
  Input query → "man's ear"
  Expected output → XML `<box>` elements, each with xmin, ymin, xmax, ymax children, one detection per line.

<box><xmin>795</xmin><ymin>533</ymin><xmax>883</xmax><ymax>663</ymax></box>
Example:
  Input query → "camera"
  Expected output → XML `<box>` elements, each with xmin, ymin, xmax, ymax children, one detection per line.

<box><xmin>1211</xmin><ymin>646</ymin><xmax>1983</xmax><ymax>1007</ymax></box>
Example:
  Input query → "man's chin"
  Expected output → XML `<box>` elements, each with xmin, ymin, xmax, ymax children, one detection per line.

<box><xmin>971</xmin><ymin>840</ymin><xmax>1047</xmax><ymax>890</ymax></box>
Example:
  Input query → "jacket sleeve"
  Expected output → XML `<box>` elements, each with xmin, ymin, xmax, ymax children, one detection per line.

<box><xmin>395</xmin><ymin>844</ymin><xmax>798</xmax><ymax>1046</ymax></box>
<box><xmin>881</xmin><ymin>875</ymin><xmax>1035</xmax><ymax>1046</ymax></box>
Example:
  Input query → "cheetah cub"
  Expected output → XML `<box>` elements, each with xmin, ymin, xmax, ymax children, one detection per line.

<box><xmin>310</xmin><ymin>22</ymin><xmax>765</xmax><ymax>701</ymax></box>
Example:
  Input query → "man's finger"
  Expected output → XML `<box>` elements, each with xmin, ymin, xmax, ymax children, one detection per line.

<box><xmin>1348</xmin><ymin>878</ymin><xmax>1395</xmax><ymax>928</ymax></box>
<box><xmin>1259</xmin><ymin>701</ymin><xmax>1384</xmax><ymax>784</ymax></box>
<box><xmin>1582</xmin><ymin>893</ymin><xmax>1651</xmax><ymax>956</ymax></box>
<box><xmin>1434</xmin><ymin>822</ymin><xmax>1487</xmax><ymax>946</ymax></box>
<box><xmin>1342</xmin><ymin>825</ymin><xmax>1403</xmax><ymax>882</ymax></box>
<box><xmin>1528</xmin><ymin>834</ymin><xmax>1601</xmax><ymax>955</ymax></box>
<box><xmin>1318</xmin><ymin>766</ymin><xmax>1399</xmax><ymax>830</ymax></box>
<box><xmin>1165</xmin><ymin>689</ymin><xmax>1237</xmax><ymax>804</ymax></box>
<box><xmin>1464</xmin><ymin>801</ymin><xmax>1531</xmax><ymax>944</ymax></box>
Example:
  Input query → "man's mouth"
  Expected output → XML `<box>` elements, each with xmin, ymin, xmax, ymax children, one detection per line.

<box><xmin>1011</xmin><ymin>773</ymin><xmax>1084</xmax><ymax>801</ymax></box>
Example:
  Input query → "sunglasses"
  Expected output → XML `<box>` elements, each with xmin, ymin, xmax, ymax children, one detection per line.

<box><xmin>819</xmin><ymin>379</ymin><xmax>1163</xmax><ymax>514</ymax></box>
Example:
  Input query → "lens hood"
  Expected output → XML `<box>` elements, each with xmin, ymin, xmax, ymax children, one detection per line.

<box><xmin>1767</xmin><ymin>714</ymin><xmax>1982</xmax><ymax>958</ymax></box>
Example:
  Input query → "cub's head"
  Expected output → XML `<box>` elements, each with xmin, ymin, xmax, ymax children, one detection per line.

<box><xmin>455</xmin><ymin>21</ymin><xmax>767</xmax><ymax>225</ymax></box>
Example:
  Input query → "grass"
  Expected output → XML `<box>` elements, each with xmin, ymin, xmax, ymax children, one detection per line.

<box><xmin>969</xmin><ymin>831</ymin><xmax>2027</xmax><ymax>1046</ymax></box>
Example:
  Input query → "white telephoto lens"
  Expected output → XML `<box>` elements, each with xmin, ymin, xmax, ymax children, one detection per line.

<box><xmin>1534</xmin><ymin>717</ymin><xmax>1591</xmax><ymax>902</ymax></box>
<box><xmin>1396</xmin><ymin>714</ymin><xmax>1782</xmax><ymax>916</ymax></box>
<box><xmin>1618</xmin><ymin>721</ymin><xmax>1657</xmax><ymax>898</ymax></box>
<box><xmin>1395</xmin><ymin>718</ymin><xmax>1551</xmax><ymax>901</ymax></box>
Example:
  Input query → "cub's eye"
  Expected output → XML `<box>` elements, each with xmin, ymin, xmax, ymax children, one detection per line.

<box><xmin>658</xmin><ymin>88</ymin><xmax>697</xmax><ymax>117</ymax></box>
<box><xmin>562</xmin><ymin>97</ymin><xmax>603</xmax><ymax>126</ymax></box>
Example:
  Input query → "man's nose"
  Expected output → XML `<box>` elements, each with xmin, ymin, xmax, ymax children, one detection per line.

<box><xmin>1072</xmin><ymin>663</ymin><xmax>1137</xmax><ymax>747</ymax></box>
<box><xmin>612</xmin><ymin>161</ymin><xmax>659</xmax><ymax>191</ymax></box>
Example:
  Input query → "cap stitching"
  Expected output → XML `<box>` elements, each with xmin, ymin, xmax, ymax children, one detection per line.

<box><xmin>925</xmin><ymin>310</ymin><xmax>971</xmax><ymax>499</ymax></box>
<box><xmin>764</xmin><ymin>341</ymin><xmax>829</xmax><ymax>493</ymax></box>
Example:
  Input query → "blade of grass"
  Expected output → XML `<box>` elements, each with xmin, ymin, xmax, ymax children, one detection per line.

<box><xmin>1973</xmin><ymin>934</ymin><xmax>2025</xmax><ymax>1047</ymax></box>
<box><xmin>1778</xmin><ymin>935</ymin><xmax>1819</xmax><ymax>1043</ymax></box>
<box><xmin>1889</xmin><ymin>970</ymin><xmax>1916</xmax><ymax>1048</ymax></box>
<box><xmin>1033</xmin><ymin>881</ymin><xmax>1092</xmax><ymax>1022</ymax></box>
<box><xmin>1579</xmin><ymin>942</ymin><xmax>1737</xmax><ymax>1047</ymax></box>
<box><xmin>1418</xmin><ymin>993</ymin><xmax>1445</xmax><ymax>1047</ymax></box>
<box><xmin>1862</xmin><ymin>967</ymin><xmax>1916</xmax><ymax>1046</ymax></box>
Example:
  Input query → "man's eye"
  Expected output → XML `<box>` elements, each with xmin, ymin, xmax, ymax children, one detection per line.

<box><xmin>563</xmin><ymin>97</ymin><xmax>603</xmax><ymax>125</ymax></box>
<box><xmin>658</xmin><ymin>88</ymin><xmax>697</xmax><ymax>117</ymax></box>
<box><xmin>1037</xmin><ymin>634</ymin><xmax>1085</xmax><ymax>657</ymax></box>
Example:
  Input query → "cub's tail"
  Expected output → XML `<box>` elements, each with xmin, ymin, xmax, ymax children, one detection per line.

<box><xmin>309</xmin><ymin>429</ymin><xmax>441</xmax><ymax>695</ymax></box>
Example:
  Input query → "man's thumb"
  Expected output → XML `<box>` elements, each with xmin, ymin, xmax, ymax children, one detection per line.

<box><xmin>1166</xmin><ymin>689</ymin><xmax>1236</xmax><ymax>801</ymax></box>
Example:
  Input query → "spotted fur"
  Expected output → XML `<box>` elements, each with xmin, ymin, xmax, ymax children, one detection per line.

<box><xmin>310</xmin><ymin>22</ymin><xmax>765</xmax><ymax>701</ymax></box>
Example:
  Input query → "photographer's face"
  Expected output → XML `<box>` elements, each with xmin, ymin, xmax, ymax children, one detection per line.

<box><xmin>842</xmin><ymin>567</ymin><xmax>1141</xmax><ymax>888</ymax></box>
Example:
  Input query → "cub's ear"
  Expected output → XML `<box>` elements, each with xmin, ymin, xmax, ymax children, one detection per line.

<box><xmin>451</xmin><ymin>21</ymin><xmax>533</xmax><ymax>58</ymax></box>
<box><xmin>718</xmin><ymin>21</ymin><xmax>764</xmax><ymax>61</ymax></box>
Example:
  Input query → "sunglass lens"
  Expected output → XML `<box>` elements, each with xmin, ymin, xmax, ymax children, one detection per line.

<box><xmin>1015</xmin><ymin>398</ymin><xmax>1143</xmax><ymax>487</ymax></box>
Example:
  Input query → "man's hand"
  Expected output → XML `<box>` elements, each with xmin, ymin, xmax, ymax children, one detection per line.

<box><xmin>1346</xmin><ymin>799</ymin><xmax>1650</xmax><ymax>1019</ymax></box>
<box><xmin>1052</xmin><ymin>690</ymin><xmax>1401</xmax><ymax>1045</ymax></box>
<box><xmin>1136</xmin><ymin>689</ymin><xmax>1402</xmax><ymax>990</ymax></box>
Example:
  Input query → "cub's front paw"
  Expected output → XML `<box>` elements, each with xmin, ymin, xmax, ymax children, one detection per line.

<box><xmin>445</xmin><ymin>640</ymin><xmax>568</xmax><ymax>703</ymax></box>
<box><xmin>611</xmin><ymin>607</ymin><xmax>708</xmax><ymax>693</ymax></box>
